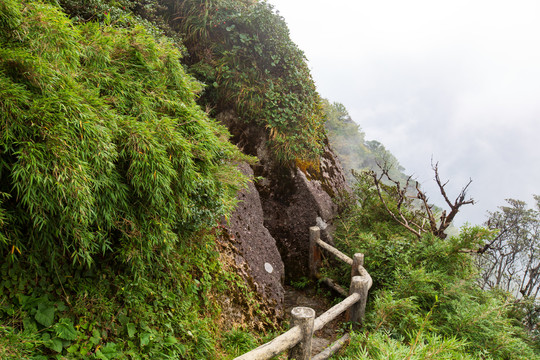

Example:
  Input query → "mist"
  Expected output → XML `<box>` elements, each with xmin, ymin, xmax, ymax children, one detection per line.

<box><xmin>268</xmin><ymin>0</ymin><xmax>540</xmax><ymax>225</ymax></box>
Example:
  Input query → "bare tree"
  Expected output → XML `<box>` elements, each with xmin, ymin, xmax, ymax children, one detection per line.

<box><xmin>369</xmin><ymin>161</ymin><xmax>474</xmax><ymax>240</ymax></box>
<box><xmin>477</xmin><ymin>196</ymin><xmax>540</xmax><ymax>299</ymax></box>
<box><xmin>475</xmin><ymin>196</ymin><xmax>540</xmax><ymax>336</ymax></box>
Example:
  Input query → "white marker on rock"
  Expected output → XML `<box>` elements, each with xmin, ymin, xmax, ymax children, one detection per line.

<box><xmin>264</xmin><ymin>262</ymin><xmax>274</xmax><ymax>274</ymax></box>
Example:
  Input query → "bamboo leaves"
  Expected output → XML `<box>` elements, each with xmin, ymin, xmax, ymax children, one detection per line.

<box><xmin>0</xmin><ymin>0</ymin><xmax>249</xmax><ymax>272</ymax></box>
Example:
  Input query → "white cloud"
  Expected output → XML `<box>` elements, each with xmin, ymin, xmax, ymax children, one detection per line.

<box><xmin>269</xmin><ymin>0</ymin><xmax>540</xmax><ymax>224</ymax></box>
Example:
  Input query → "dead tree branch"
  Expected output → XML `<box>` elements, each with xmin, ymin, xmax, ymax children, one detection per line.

<box><xmin>432</xmin><ymin>161</ymin><xmax>474</xmax><ymax>238</ymax></box>
<box><xmin>370</xmin><ymin>168</ymin><xmax>423</xmax><ymax>239</ymax></box>
<box><xmin>370</xmin><ymin>161</ymin><xmax>475</xmax><ymax>240</ymax></box>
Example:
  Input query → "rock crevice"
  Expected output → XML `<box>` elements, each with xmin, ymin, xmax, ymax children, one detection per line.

<box><xmin>219</xmin><ymin>110</ymin><xmax>350</xmax><ymax>309</ymax></box>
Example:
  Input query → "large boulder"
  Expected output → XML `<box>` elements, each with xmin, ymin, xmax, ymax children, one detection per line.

<box><xmin>255</xmin><ymin>140</ymin><xmax>350</xmax><ymax>280</ymax></box>
<box><xmin>225</xmin><ymin>162</ymin><xmax>285</xmax><ymax>310</ymax></box>
<box><xmin>218</xmin><ymin>110</ymin><xmax>350</xmax><ymax>281</ymax></box>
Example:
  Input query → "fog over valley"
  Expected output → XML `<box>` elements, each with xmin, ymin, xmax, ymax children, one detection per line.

<box><xmin>268</xmin><ymin>0</ymin><xmax>540</xmax><ymax>226</ymax></box>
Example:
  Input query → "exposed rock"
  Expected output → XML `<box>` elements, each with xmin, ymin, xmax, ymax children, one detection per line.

<box><xmin>225</xmin><ymin>162</ymin><xmax>285</xmax><ymax>310</ymax></box>
<box><xmin>255</xmin><ymin>141</ymin><xmax>350</xmax><ymax>280</ymax></box>
<box><xmin>215</xmin><ymin>235</ymin><xmax>281</xmax><ymax>329</ymax></box>
<box><xmin>218</xmin><ymin>110</ymin><xmax>350</xmax><ymax>281</ymax></box>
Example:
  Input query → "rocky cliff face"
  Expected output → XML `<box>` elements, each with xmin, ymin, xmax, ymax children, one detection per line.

<box><xmin>225</xmin><ymin>162</ymin><xmax>285</xmax><ymax>311</ymax></box>
<box><xmin>218</xmin><ymin>110</ymin><xmax>350</xmax><ymax>311</ymax></box>
<box><xmin>255</xmin><ymin>139</ymin><xmax>350</xmax><ymax>281</ymax></box>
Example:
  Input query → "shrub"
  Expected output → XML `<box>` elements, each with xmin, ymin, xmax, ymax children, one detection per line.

<box><xmin>0</xmin><ymin>0</ymin><xmax>250</xmax><ymax>271</ymax></box>
<box><xmin>173</xmin><ymin>0</ymin><xmax>325</xmax><ymax>162</ymax></box>
<box><xmin>331</xmin><ymin>175</ymin><xmax>540</xmax><ymax>359</ymax></box>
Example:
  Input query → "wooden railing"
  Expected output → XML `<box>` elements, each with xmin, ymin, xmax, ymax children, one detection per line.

<box><xmin>233</xmin><ymin>226</ymin><xmax>372</xmax><ymax>360</ymax></box>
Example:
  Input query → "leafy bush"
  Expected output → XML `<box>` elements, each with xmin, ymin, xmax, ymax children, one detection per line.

<box><xmin>0</xmin><ymin>231</ymin><xmax>269</xmax><ymax>359</ymax></box>
<box><xmin>0</xmin><ymin>0</ymin><xmax>249</xmax><ymax>271</ymax></box>
<box><xmin>339</xmin><ymin>331</ymin><xmax>474</xmax><ymax>360</ymax></box>
<box><xmin>0</xmin><ymin>1</ymin><xmax>269</xmax><ymax>359</ymax></box>
<box><xmin>222</xmin><ymin>327</ymin><xmax>257</xmax><ymax>357</ymax></box>
<box><xmin>172</xmin><ymin>0</ymin><xmax>325</xmax><ymax>162</ymax></box>
<box><xmin>331</xmin><ymin>174</ymin><xmax>540</xmax><ymax>359</ymax></box>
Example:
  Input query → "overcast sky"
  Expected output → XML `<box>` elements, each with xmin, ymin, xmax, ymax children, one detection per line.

<box><xmin>268</xmin><ymin>0</ymin><xmax>540</xmax><ymax>226</ymax></box>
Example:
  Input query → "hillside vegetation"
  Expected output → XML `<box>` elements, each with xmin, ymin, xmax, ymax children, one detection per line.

<box><xmin>327</xmin><ymin>174</ymin><xmax>540</xmax><ymax>359</ymax></box>
<box><xmin>323</xmin><ymin>100</ymin><xmax>540</xmax><ymax>359</ymax></box>
<box><xmin>1</xmin><ymin>0</ymin><xmax>539</xmax><ymax>359</ymax></box>
<box><xmin>0</xmin><ymin>0</ymin><xmax>282</xmax><ymax>358</ymax></box>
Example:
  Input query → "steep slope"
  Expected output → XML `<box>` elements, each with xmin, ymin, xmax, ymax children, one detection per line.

<box><xmin>0</xmin><ymin>0</ymin><xmax>351</xmax><ymax>359</ymax></box>
<box><xmin>0</xmin><ymin>1</ymin><xmax>271</xmax><ymax>359</ymax></box>
<box><xmin>169</xmin><ymin>0</ymin><xmax>350</xmax><ymax>281</ymax></box>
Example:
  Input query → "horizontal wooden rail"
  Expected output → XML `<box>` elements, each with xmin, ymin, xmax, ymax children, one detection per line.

<box><xmin>314</xmin><ymin>292</ymin><xmax>360</xmax><ymax>331</ymax></box>
<box><xmin>233</xmin><ymin>326</ymin><xmax>302</xmax><ymax>360</ymax></box>
<box><xmin>312</xmin><ymin>333</ymin><xmax>351</xmax><ymax>360</ymax></box>
<box><xmin>318</xmin><ymin>276</ymin><xmax>348</xmax><ymax>297</ymax></box>
<box><xmin>235</xmin><ymin>225</ymin><xmax>372</xmax><ymax>360</ymax></box>
<box><xmin>315</xmin><ymin>238</ymin><xmax>353</xmax><ymax>265</ymax></box>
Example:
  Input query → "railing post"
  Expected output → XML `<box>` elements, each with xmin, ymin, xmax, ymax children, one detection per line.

<box><xmin>351</xmin><ymin>253</ymin><xmax>364</xmax><ymax>277</ymax></box>
<box><xmin>346</xmin><ymin>276</ymin><xmax>368</xmax><ymax>325</ymax></box>
<box><xmin>288</xmin><ymin>307</ymin><xmax>315</xmax><ymax>360</ymax></box>
<box><xmin>309</xmin><ymin>226</ymin><xmax>322</xmax><ymax>278</ymax></box>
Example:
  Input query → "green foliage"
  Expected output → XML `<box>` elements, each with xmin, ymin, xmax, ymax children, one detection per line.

<box><xmin>0</xmin><ymin>1</ymin><xmax>268</xmax><ymax>359</ymax></box>
<box><xmin>339</xmin><ymin>331</ymin><xmax>475</xmax><ymax>360</ymax></box>
<box><xmin>0</xmin><ymin>0</ymin><xmax>250</xmax><ymax>271</ymax></box>
<box><xmin>175</xmin><ymin>0</ymin><xmax>325</xmax><ymax>162</ymax></box>
<box><xmin>222</xmin><ymin>327</ymin><xmax>257</xmax><ymax>357</ymax></box>
<box><xmin>58</xmin><ymin>0</ymin><xmax>179</xmax><ymax>43</ymax></box>
<box><xmin>290</xmin><ymin>276</ymin><xmax>311</xmax><ymax>290</ymax></box>
<box><xmin>56</xmin><ymin>0</ymin><xmax>327</xmax><ymax>162</ymax></box>
<box><xmin>0</xmin><ymin>325</ymin><xmax>41</xmax><ymax>359</ymax></box>
<box><xmin>0</xmin><ymin>0</ymin><xmax>22</xmax><ymax>32</ymax></box>
<box><xmin>331</xmin><ymin>178</ymin><xmax>540</xmax><ymax>359</ymax></box>
<box><xmin>0</xmin><ymin>231</ymin><xmax>269</xmax><ymax>359</ymax></box>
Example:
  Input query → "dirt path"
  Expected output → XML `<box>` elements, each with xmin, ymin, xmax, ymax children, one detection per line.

<box><xmin>282</xmin><ymin>284</ymin><xmax>347</xmax><ymax>355</ymax></box>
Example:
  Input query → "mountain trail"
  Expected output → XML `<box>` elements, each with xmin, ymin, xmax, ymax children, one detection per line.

<box><xmin>283</xmin><ymin>284</ymin><xmax>347</xmax><ymax>356</ymax></box>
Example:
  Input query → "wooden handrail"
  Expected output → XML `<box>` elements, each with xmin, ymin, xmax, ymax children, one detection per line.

<box><xmin>314</xmin><ymin>292</ymin><xmax>360</xmax><ymax>331</ymax></box>
<box><xmin>356</xmin><ymin>264</ymin><xmax>373</xmax><ymax>290</ymax></box>
<box><xmin>312</xmin><ymin>333</ymin><xmax>351</xmax><ymax>360</ymax></box>
<box><xmin>233</xmin><ymin>326</ymin><xmax>303</xmax><ymax>360</ymax></box>
<box><xmin>234</xmin><ymin>289</ymin><xmax>363</xmax><ymax>360</ymax></box>
<box><xmin>316</xmin><ymin>238</ymin><xmax>353</xmax><ymax>265</ymax></box>
<box><xmin>234</xmin><ymin>225</ymin><xmax>372</xmax><ymax>360</ymax></box>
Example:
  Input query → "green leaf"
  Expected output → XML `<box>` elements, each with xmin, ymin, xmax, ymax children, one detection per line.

<box><xmin>23</xmin><ymin>317</ymin><xmax>38</xmax><ymax>332</ymax></box>
<box><xmin>90</xmin><ymin>328</ymin><xmax>101</xmax><ymax>345</ymax></box>
<box><xmin>56</xmin><ymin>302</ymin><xmax>67</xmax><ymax>312</ymax></box>
<box><xmin>67</xmin><ymin>343</ymin><xmax>79</xmax><ymax>353</ymax></box>
<box><xmin>35</xmin><ymin>303</ymin><xmax>55</xmax><ymax>327</ymax></box>
<box><xmin>45</xmin><ymin>337</ymin><xmax>63</xmax><ymax>353</ymax></box>
<box><xmin>98</xmin><ymin>342</ymin><xmax>118</xmax><ymax>356</ymax></box>
<box><xmin>79</xmin><ymin>341</ymin><xmax>93</xmax><ymax>356</ymax></box>
<box><xmin>126</xmin><ymin>322</ymin><xmax>136</xmax><ymax>338</ymax></box>
<box><xmin>118</xmin><ymin>314</ymin><xmax>129</xmax><ymax>326</ymax></box>
<box><xmin>164</xmin><ymin>335</ymin><xmax>178</xmax><ymax>345</ymax></box>
<box><xmin>54</xmin><ymin>318</ymin><xmax>78</xmax><ymax>340</ymax></box>
<box><xmin>140</xmin><ymin>332</ymin><xmax>151</xmax><ymax>347</ymax></box>
<box><xmin>41</xmin><ymin>332</ymin><xmax>51</xmax><ymax>342</ymax></box>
